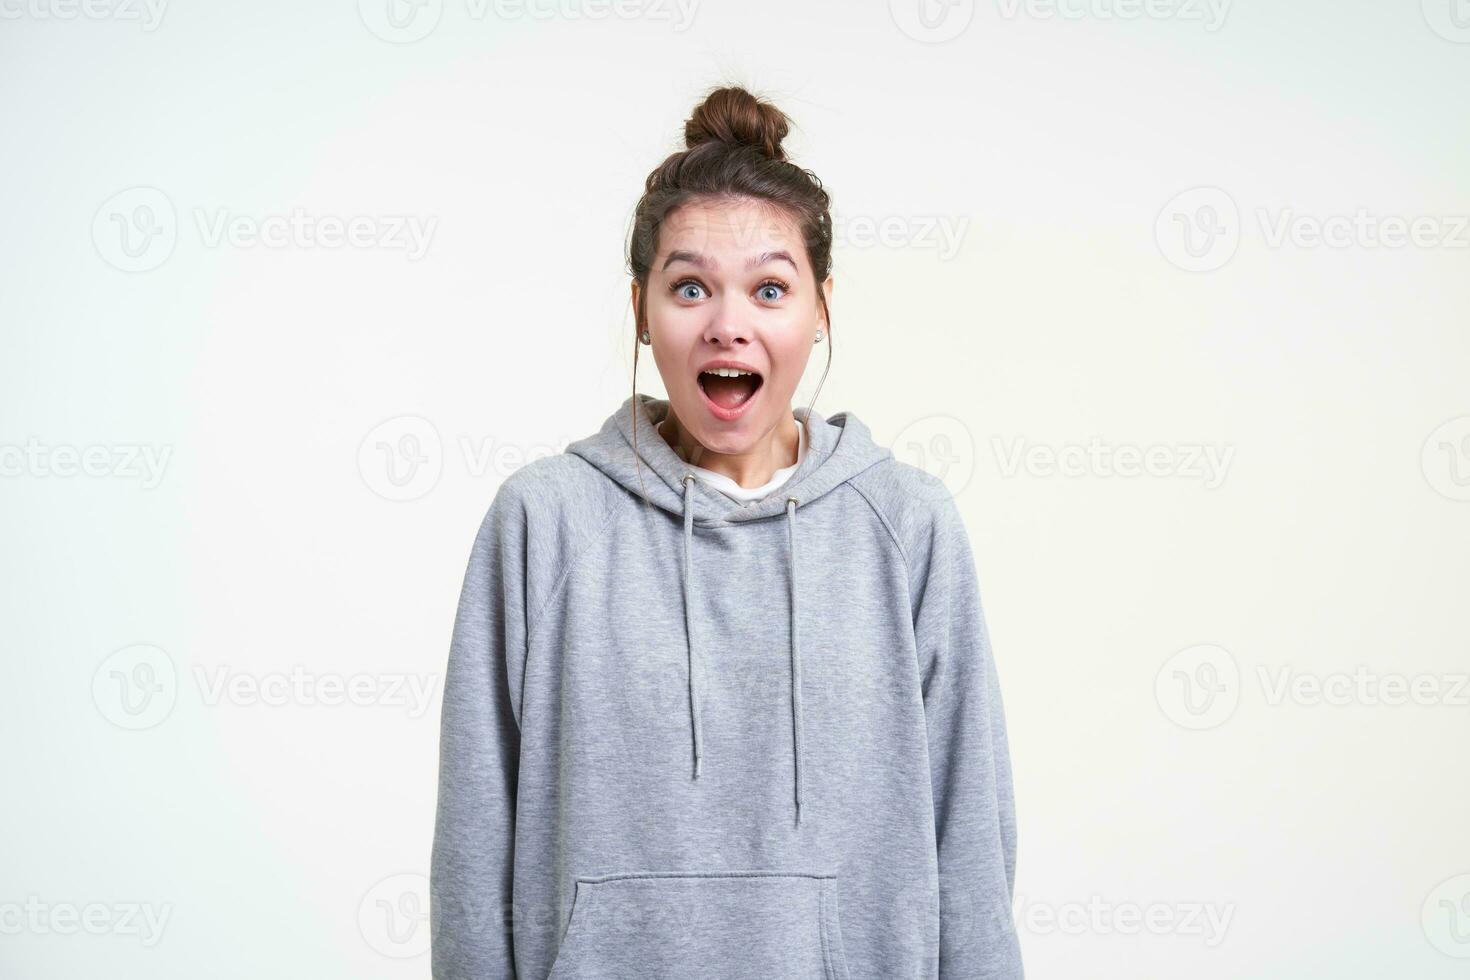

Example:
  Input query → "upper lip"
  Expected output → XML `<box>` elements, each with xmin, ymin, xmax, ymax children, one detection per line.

<box><xmin>696</xmin><ymin>358</ymin><xmax>764</xmax><ymax>378</ymax></box>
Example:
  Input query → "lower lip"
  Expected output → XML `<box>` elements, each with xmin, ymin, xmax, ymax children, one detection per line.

<box><xmin>696</xmin><ymin>376</ymin><xmax>763</xmax><ymax>422</ymax></box>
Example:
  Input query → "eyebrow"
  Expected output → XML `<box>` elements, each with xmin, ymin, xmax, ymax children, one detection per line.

<box><xmin>660</xmin><ymin>250</ymin><xmax>799</xmax><ymax>273</ymax></box>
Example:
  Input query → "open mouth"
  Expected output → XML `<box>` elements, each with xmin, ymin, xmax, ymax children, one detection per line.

<box><xmin>696</xmin><ymin>367</ymin><xmax>764</xmax><ymax>418</ymax></box>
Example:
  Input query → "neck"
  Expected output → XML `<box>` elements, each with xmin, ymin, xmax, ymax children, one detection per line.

<box><xmin>658</xmin><ymin>409</ymin><xmax>800</xmax><ymax>489</ymax></box>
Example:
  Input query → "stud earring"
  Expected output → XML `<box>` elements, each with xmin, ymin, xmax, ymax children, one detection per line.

<box><xmin>814</xmin><ymin>329</ymin><xmax>824</xmax><ymax>343</ymax></box>
<box><xmin>640</xmin><ymin>330</ymin><xmax>650</xmax><ymax>344</ymax></box>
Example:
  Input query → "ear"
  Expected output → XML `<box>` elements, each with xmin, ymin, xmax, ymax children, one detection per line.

<box><xmin>819</xmin><ymin>275</ymin><xmax>834</xmax><ymax>330</ymax></box>
<box><xmin>630</xmin><ymin>279</ymin><xmax>642</xmax><ymax>333</ymax></box>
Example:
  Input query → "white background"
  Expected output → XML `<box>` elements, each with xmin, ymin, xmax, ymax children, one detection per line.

<box><xmin>2</xmin><ymin>0</ymin><xmax>1468</xmax><ymax>977</ymax></box>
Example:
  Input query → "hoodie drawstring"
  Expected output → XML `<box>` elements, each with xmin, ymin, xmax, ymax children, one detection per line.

<box><xmin>679</xmin><ymin>474</ymin><xmax>806</xmax><ymax>826</ymax></box>
<box><xmin>681</xmin><ymin>475</ymin><xmax>704</xmax><ymax>778</ymax></box>
<box><xmin>785</xmin><ymin>494</ymin><xmax>804</xmax><ymax>826</ymax></box>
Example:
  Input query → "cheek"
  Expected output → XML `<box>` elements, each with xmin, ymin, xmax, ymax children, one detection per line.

<box><xmin>647</xmin><ymin>317</ymin><xmax>700</xmax><ymax>382</ymax></box>
<box><xmin>766</xmin><ymin>330</ymin><xmax>815</xmax><ymax>380</ymax></box>
<box><xmin>647</xmin><ymin>301</ymin><xmax>702</xmax><ymax>344</ymax></box>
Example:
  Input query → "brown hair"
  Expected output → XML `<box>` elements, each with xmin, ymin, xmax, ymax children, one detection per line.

<box><xmin>627</xmin><ymin>85</ymin><xmax>835</xmax><ymax>502</ymax></box>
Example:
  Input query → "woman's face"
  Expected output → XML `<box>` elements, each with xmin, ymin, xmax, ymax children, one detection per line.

<box><xmin>635</xmin><ymin>196</ymin><xmax>832</xmax><ymax>457</ymax></box>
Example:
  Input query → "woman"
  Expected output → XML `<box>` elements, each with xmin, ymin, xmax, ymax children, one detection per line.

<box><xmin>431</xmin><ymin>86</ymin><xmax>1022</xmax><ymax>980</ymax></box>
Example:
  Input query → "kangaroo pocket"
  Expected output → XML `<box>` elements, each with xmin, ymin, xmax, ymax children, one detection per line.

<box><xmin>546</xmin><ymin>870</ymin><xmax>853</xmax><ymax>980</ymax></box>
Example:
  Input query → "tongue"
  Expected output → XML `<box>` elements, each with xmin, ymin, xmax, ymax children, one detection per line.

<box><xmin>701</xmin><ymin>373</ymin><xmax>759</xmax><ymax>410</ymax></box>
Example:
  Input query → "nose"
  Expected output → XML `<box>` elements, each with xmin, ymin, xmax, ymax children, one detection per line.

<box><xmin>703</xmin><ymin>296</ymin><xmax>751</xmax><ymax>347</ymax></box>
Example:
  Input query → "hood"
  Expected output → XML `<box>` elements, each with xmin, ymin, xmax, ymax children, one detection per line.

<box><xmin>566</xmin><ymin>393</ymin><xmax>894</xmax><ymax>825</ymax></box>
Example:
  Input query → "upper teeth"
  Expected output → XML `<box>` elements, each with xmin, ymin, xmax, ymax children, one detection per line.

<box><xmin>706</xmin><ymin>368</ymin><xmax>754</xmax><ymax>377</ymax></box>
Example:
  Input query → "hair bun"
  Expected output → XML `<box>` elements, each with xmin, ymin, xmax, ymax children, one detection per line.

<box><xmin>683</xmin><ymin>86</ymin><xmax>790</xmax><ymax>163</ymax></box>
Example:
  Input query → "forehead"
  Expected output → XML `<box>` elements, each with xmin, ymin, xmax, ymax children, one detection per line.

<box><xmin>657</xmin><ymin>198</ymin><xmax>806</xmax><ymax>271</ymax></box>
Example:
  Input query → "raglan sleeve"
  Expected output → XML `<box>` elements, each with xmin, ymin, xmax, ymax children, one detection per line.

<box><xmin>430</xmin><ymin>481</ymin><xmax>531</xmax><ymax>980</ymax></box>
<box><xmin>911</xmin><ymin>489</ymin><xmax>1023</xmax><ymax>979</ymax></box>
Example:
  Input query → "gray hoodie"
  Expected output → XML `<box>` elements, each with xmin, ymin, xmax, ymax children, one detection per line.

<box><xmin>430</xmin><ymin>393</ymin><xmax>1022</xmax><ymax>980</ymax></box>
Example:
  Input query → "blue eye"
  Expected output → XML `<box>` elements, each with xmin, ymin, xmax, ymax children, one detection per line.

<box><xmin>670</xmin><ymin>279</ymin><xmax>708</xmax><ymax>301</ymax></box>
<box><xmin>668</xmin><ymin>277</ymin><xmax>790</xmax><ymax>303</ymax></box>
<box><xmin>757</xmin><ymin>280</ymin><xmax>788</xmax><ymax>303</ymax></box>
